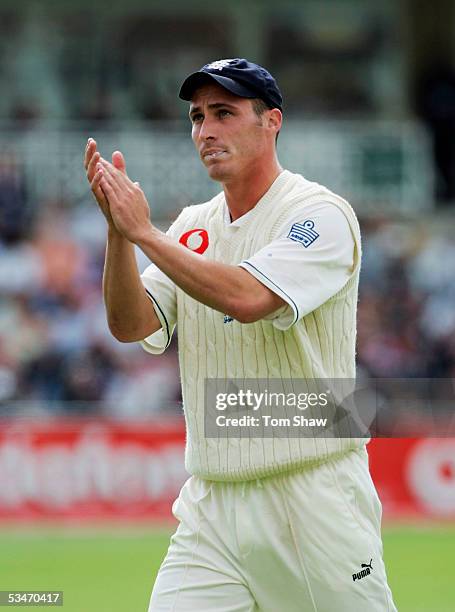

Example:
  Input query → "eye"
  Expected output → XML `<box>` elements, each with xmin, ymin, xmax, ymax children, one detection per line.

<box><xmin>218</xmin><ymin>109</ymin><xmax>232</xmax><ymax>118</ymax></box>
<box><xmin>191</xmin><ymin>113</ymin><xmax>203</xmax><ymax>123</ymax></box>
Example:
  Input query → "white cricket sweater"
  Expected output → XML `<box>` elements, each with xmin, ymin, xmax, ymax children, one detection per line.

<box><xmin>145</xmin><ymin>170</ymin><xmax>364</xmax><ymax>481</ymax></box>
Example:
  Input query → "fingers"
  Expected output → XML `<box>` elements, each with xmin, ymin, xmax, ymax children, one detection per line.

<box><xmin>84</xmin><ymin>138</ymin><xmax>97</xmax><ymax>171</ymax></box>
<box><xmin>97</xmin><ymin>162</ymin><xmax>121</xmax><ymax>199</ymax></box>
<box><xmin>84</xmin><ymin>138</ymin><xmax>105</xmax><ymax>187</ymax></box>
<box><xmin>99</xmin><ymin>174</ymin><xmax>117</xmax><ymax>203</ymax></box>
<box><xmin>90</xmin><ymin>165</ymin><xmax>103</xmax><ymax>193</ymax></box>
<box><xmin>112</xmin><ymin>150</ymin><xmax>127</xmax><ymax>174</ymax></box>
<box><xmin>99</xmin><ymin>158</ymin><xmax>131</xmax><ymax>192</ymax></box>
<box><xmin>95</xmin><ymin>155</ymin><xmax>142</xmax><ymax>205</ymax></box>
<box><xmin>87</xmin><ymin>150</ymin><xmax>101</xmax><ymax>182</ymax></box>
<box><xmin>90</xmin><ymin>166</ymin><xmax>108</xmax><ymax>207</ymax></box>
<box><xmin>85</xmin><ymin>141</ymin><xmax>130</xmax><ymax>186</ymax></box>
<box><xmin>85</xmin><ymin>139</ymin><xmax>106</xmax><ymax>207</ymax></box>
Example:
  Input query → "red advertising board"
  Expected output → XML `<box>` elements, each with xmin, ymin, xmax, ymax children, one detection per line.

<box><xmin>0</xmin><ymin>418</ymin><xmax>187</xmax><ymax>520</ymax></box>
<box><xmin>0</xmin><ymin>419</ymin><xmax>454</xmax><ymax>521</ymax></box>
<box><xmin>368</xmin><ymin>438</ymin><xmax>455</xmax><ymax>519</ymax></box>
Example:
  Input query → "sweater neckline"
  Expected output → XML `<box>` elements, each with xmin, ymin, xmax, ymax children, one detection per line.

<box><xmin>220</xmin><ymin>169</ymin><xmax>292</xmax><ymax>228</ymax></box>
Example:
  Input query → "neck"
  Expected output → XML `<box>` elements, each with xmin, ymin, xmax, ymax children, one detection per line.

<box><xmin>223</xmin><ymin>158</ymin><xmax>283</xmax><ymax>221</ymax></box>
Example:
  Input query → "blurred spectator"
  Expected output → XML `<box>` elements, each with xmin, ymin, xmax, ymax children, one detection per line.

<box><xmin>104</xmin><ymin>341</ymin><xmax>181</xmax><ymax>418</ymax></box>
<box><xmin>0</xmin><ymin>295</ymin><xmax>48</xmax><ymax>369</ymax></box>
<box><xmin>32</xmin><ymin>200</ymin><xmax>86</xmax><ymax>298</ymax></box>
<box><xmin>20</xmin><ymin>349</ymin><xmax>65</xmax><ymax>401</ymax></box>
<box><xmin>10</xmin><ymin>98</ymin><xmax>41</xmax><ymax>128</ymax></box>
<box><xmin>0</xmin><ymin>153</ymin><xmax>30</xmax><ymax>244</ymax></box>
<box><xmin>0</xmin><ymin>243</ymin><xmax>44</xmax><ymax>295</ymax></box>
<box><xmin>60</xmin><ymin>344</ymin><xmax>118</xmax><ymax>403</ymax></box>
<box><xmin>416</xmin><ymin>61</ymin><xmax>455</xmax><ymax>203</ymax></box>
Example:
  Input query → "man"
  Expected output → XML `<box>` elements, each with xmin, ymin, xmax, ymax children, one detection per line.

<box><xmin>84</xmin><ymin>58</ymin><xmax>396</xmax><ymax>611</ymax></box>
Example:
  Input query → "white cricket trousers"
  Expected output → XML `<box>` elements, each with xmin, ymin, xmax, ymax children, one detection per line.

<box><xmin>149</xmin><ymin>447</ymin><xmax>397</xmax><ymax>611</ymax></box>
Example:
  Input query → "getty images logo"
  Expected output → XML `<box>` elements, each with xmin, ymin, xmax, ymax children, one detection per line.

<box><xmin>352</xmin><ymin>559</ymin><xmax>373</xmax><ymax>582</ymax></box>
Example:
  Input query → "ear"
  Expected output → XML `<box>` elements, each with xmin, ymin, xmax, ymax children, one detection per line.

<box><xmin>268</xmin><ymin>109</ymin><xmax>282</xmax><ymax>135</ymax></box>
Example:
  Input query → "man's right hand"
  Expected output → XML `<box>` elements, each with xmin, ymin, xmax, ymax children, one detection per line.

<box><xmin>84</xmin><ymin>138</ymin><xmax>126</xmax><ymax>228</ymax></box>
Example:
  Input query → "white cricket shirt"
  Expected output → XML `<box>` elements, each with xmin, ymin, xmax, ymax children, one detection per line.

<box><xmin>140</xmin><ymin>195</ymin><xmax>355</xmax><ymax>349</ymax></box>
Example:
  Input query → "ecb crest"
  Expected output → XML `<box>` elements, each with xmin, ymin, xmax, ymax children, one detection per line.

<box><xmin>205</xmin><ymin>59</ymin><xmax>236</xmax><ymax>71</ymax></box>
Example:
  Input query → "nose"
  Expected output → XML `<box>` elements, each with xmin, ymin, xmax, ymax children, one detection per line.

<box><xmin>197</xmin><ymin>116</ymin><xmax>216</xmax><ymax>142</ymax></box>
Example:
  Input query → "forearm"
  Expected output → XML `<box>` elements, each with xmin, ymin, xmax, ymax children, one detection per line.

<box><xmin>136</xmin><ymin>226</ymin><xmax>258</xmax><ymax>321</ymax></box>
<box><xmin>103</xmin><ymin>227</ymin><xmax>160</xmax><ymax>341</ymax></box>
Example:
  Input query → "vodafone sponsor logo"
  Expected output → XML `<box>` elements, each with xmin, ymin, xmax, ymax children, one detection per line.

<box><xmin>0</xmin><ymin>425</ymin><xmax>187</xmax><ymax>511</ymax></box>
<box><xmin>407</xmin><ymin>439</ymin><xmax>455</xmax><ymax>515</ymax></box>
<box><xmin>179</xmin><ymin>228</ymin><xmax>209</xmax><ymax>254</ymax></box>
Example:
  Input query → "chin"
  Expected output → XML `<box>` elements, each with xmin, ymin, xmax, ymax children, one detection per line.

<box><xmin>206</xmin><ymin>163</ymin><xmax>232</xmax><ymax>182</ymax></box>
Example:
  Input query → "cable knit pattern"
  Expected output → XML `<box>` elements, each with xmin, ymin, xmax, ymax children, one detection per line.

<box><xmin>174</xmin><ymin>171</ymin><xmax>363</xmax><ymax>481</ymax></box>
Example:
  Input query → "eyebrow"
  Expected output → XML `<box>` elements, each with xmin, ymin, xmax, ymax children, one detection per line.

<box><xmin>189</xmin><ymin>102</ymin><xmax>238</xmax><ymax>118</ymax></box>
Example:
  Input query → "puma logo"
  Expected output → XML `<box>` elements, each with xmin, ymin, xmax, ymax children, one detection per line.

<box><xmin>353</xmin><ymin>559</ymin><xmax>373</xmax><ymax>582</ymax></box>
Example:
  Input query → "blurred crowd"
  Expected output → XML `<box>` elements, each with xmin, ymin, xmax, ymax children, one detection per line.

<box><xmin>358</xmin><ymin>218</ymin><xmax>455</xmax><ymax>378</ymax></box>
<box><xmin>0</xmin><ymin>152</ymin><xmax>454</xmax><ymax>417</ymax></box>
<box><xmin>0</xmin><ymin>153</ymin><xmax>181</xmax><ymax>417</ymax></box>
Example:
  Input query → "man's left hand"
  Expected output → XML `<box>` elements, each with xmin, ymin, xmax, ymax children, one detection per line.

<box><xmin>97</xmin><ymin>157</ymin><xmax>153</xmax><ymax>244</ymax></box>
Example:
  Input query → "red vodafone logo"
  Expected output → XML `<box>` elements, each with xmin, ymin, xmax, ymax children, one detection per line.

<box><xmin>179</xmin><ymin>228</ymin><xmax>209</xmax><ymax>254</ymax></box>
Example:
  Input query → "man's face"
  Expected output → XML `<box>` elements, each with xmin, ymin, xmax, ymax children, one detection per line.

<box><xmin>189</xmin><ymin>83</ymin><xmax>271</xmax><ymax>182</ymax></box>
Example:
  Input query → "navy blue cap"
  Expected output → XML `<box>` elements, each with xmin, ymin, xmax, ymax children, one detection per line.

<box><xmin>179</xmin><ymin>58</ymin><xmax>283</xmax><ymax>111</ymax></box>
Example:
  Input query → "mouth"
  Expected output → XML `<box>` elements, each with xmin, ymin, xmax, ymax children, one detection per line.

<box><xmin>202</xmin><ymin>149</ymin><xmax>227</xmax><ymax>161</ymax></box>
